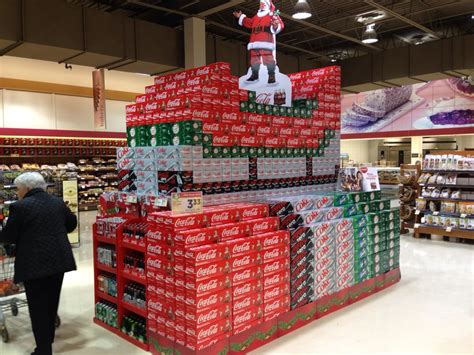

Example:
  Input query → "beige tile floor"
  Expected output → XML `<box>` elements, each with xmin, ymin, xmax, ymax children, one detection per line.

<box><xmin>0</xmin><ymin>211</ymin><xmax>473</xmax><ymax>355</ymax></box>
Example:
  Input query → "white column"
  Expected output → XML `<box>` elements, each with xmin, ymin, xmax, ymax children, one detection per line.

<box><xmin>411</xmin><ymin>136</ymin><xmax>423</xmax><ymax>165</ymax></box>
<box><xmin>184</xmin><ymin>17</ymin><xmax>206</xmax><ymax>69</ymax></box>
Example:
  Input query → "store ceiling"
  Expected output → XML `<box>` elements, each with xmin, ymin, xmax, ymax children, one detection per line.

<box><xmin>68</xmin><ymin>0</ymin><xmax>474</xmax><ymax>63</ymax></box>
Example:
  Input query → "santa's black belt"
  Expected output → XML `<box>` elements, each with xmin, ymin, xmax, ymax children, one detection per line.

<box><xmin>252</xmin><ymin>26</ymin><xmax>272</xmax><ymax>34</ymax></box>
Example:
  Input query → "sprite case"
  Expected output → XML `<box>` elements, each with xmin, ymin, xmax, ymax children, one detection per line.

<box><xmin>264</xmin><ymin>105</ymin><xmax>273</xmax><ymax>115</ymax></box>
<box><xmin>272</xmin><ymin>106</ymin><xmax>280</xmax><ymax>116</ymax></box>
<box><xmin>256</xmin><ymin>103</ymin><xmax>265</xmax><ymax>114</ymax></box>
<box><xmin>386</xmin><ymin>209</ymin><xmax>400</xmax><ymax>221</ymax></box>
<box><xmin>247</xmin><ymin>90</ymin><xmax>256</xmax><ymax>103</ymax></box>
<box><xmin>367</xmin><ymin>190</ymin><xmax>382</xmax><ymax>201</ymax></box>
<box><xmin>386</xmin><ymin>228</ymin><xmax>400</xmax><ymax>240</ymax></box>
<box><xmin>351</xmin><ymin>215</ymin><xmax>368</xmax><ymax>229</ymax></box>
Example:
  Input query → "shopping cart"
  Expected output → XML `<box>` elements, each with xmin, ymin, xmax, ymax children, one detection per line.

<box><xmin>0</xmin><ymin>245</ymin><xmax>27</xmax><ymax>343</ymax></box>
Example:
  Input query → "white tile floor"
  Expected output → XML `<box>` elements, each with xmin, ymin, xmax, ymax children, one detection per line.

<box><xmin>0</xmin><ymin>211</ymin><xmax>473</xmax><ymax>355</ymax></box>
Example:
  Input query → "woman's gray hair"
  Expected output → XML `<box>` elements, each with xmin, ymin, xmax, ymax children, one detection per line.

<box><xmin>14</xmin><ymin>172</ymin><xmax>47</xmax><ymax>191</ymax></box>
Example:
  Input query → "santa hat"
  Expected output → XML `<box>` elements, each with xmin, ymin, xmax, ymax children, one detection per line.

<box><xmin>260</xmin><ymin>0</ymin><xmax>275</xmax><ymax>13</ymax></box>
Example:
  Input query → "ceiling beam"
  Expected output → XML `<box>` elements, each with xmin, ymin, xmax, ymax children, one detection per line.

<box><xmin>198</xmin><ymin>0</ymin><xmax>246</xmax><ymax>17</ymax></box>
<box><xmin>127</xmin><ymin>0</ymin><xmax>192</xmax><ymax>17</ymax></box>
<box><xmin>364</xmin><ymin>0</ymin><xmax>440</xmax><ymax>38</ymax></box>
<box><xmin>278</xmin><ymin>12</ymin><xmax>383</xmax><ymax>51</ymax></box>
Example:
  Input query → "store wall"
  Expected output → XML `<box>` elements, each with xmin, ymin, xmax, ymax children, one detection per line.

<box><xmin>0</xmin><ymin>89</ymin><xmax>128</xmax><ymax>133</ymax></box>
<box><xmin>340</xmin><ymin>140</ymin><xmax>370</xmax><ymax>164</ymax></box>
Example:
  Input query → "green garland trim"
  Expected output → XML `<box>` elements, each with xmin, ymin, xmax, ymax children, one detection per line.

<box><xmin>277</xmin><ymin>306</ymin><xmax>318</xmax><ymax>330</ymax></box>
<box><xmin>150</xmin><ymin>338</ymin><xmax>174</xmax><ymax>355</ymax></box>
<box><xmin>230</xmin><ymin>325</ymin><xmax>278</xmax><ymax>352</ymax></box>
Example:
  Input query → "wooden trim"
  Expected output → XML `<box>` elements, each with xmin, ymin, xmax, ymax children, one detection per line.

<box><xmin>0</xmin><ymin>77</ymin><xmax>139</xmax><ymax>102</ymax></box>
<box><xmin>0</xmin><ymin>128</ymin><xmax>126</xmax><ymax>139</ymax></box>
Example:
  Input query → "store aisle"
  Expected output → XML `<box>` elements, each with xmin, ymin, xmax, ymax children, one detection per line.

<box><xmin>0</xmin><ymin>212</ymin><xmax>472</xmax><ymax>355</ymax></box>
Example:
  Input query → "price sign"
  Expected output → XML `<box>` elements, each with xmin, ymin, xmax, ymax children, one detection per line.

<box><xmin>414</xmin><ymin>223</ymin><xmax>421</xmax><ymax>229</ymax></box>
<box><xmin>171</xmin><ymin>192</ymin><xmax>203</xmax><ymax>215</ymax></box>
<box><xmin>415</xmin><ymin>210</ymin><xmax>421</xmax><ymax>215</ymax></box>
<box><xmin>460</xmin><ymin>213</ymin><xmax>467</xmax><ymax>218</ymax></box>
<box><xmin>446</xmin><ymin>226</ymin><xmax>452</xmax><ymax>233</ymax></box>
<box><xmin>433</xmin><ymin>211</ymin><xmax>439</xmax><ymax>216</ymax></box>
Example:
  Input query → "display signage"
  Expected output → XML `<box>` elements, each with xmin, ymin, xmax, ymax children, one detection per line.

<box><xmin>341</xmin><ymin>77</ymin><xmax>474</xmax><ymax>138</ymax></box>
<box><xmin>92</xmin><ymin>69</ymin><xmax>106</xmax><ymax>130</ymax></box>
<box><xmin>171</xmin><ymin>191</ymin><xmax>203</xmax><ymax>214</ymax></box>
<box><xmin>339</xmin><ymin>167</ymin><xmax>380</xmax><ymax>192</ymax></box>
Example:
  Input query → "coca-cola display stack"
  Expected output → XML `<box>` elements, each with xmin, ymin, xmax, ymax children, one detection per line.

<box><xmin>120</xmin><ymin>63</ymin><xmax>340</xmax><ymax>205</ymax></box>
<box><xmin>145</xmin><ymin>202</ymin><xmax>291</xmax><ymax>351</ymax></box>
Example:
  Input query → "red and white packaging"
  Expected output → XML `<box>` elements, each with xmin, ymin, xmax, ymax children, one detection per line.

<box><xmin>232</xmin><ymin>305</ymin><xmax>264</xmax><ymax>329</ymax></box>
<box><xmin>254</xmin><ymin>230</ymin><xmax>290</xmax><ymax>250</ymax></box>
<box><xmin>247</xmin><ymin>217</ymin><xmax>280</xmax><ymax>236</ymax></box>
<box><xmin>186</xmin><ymin>273</ymin><xmax>232</xmax><ymax>296</ymax></box>
<box><xmin>336</xmin><ymin>260</ymin><xmax>354</xmax><ymax>278</ymax></box>
<box><xmin>336</xmin><ymin>239</ymin><xmax>354</xmax><ymax>255</ymax></box>
<box><xmin>334</xmin><ymin>218</ymin><xmax>353</xmax><ymax>234</ymax></box>
<box><xmin>205</xmin><ymin>208</ymin><xmax>241</xmax><ymax>226</ymax></box>
<box><xmin>335</xmin><ymin>272</ymin><xmax>354</xmax><ymax>291</ymax></box>
<box><xmin>232</xmin><ymin>279</ymin><xmax>263</xmax><ymax>300</ymax></box>
<box><xmin>216</xmin><ymin>222</ymin><xmax>249</xmax><ymax>241</ymax></box>
<box><xmin>231</xmin><ymin>265</ymin><xmax>262</xmax><ymax>285</ymax></box>
<box><xmin>335</xmin><ymin>229</ymin><xmax>354</xmax><ymax>244</ymax></box>
<box><xmin>336</xmin><ymin>251</ymin><xmax>354</xmax><ymax>268</ymax></box>
<box><xmin>234</xmin><ymin>203</ymin><xmax>270</xmax><ymax>221</ymax></box>
<box><xmin>149</xmin><ymin>211</ymin><xmax>207</xmax><ymax>230</ymax></box>
<box><xmin>314</xmin><ymin>255</ymin><xmax>335</xmax><ymax>274</ymax></box>
<box><xmin>314</xmin><ymin>232</ymin><xmax>335</xmax><ymax>250</ymax></box>
<box><xmin>174</xmin><ymin>227</ymin><xmax>220</xmax><ymax>246</ymax></box>
<box><xmin>263</xmin><ymin>282</ymin><xmax>290</xmax><ymax>302</ymax></box>
<box><xmin>263</xmin><ymin>294</ymin><xmax>290</xmax><ymax>316</ymax></box>
<box><xmin>232</xmin><ymin>292</ymin><xmax>263</xmax><ymax>313</ymax></box>
<box><xmin>315</xmin><ymin>244</ymin><xmax>336</xmax><ymax>260</ymax></box>
<box><xmin>185</xmin><ymin>259</ymin><xmax>230</xmax><ymax>280</ymax></box>
<box><xmin>314</xmin><ymin>278</ymin><xmax>336</xmax><ymax>298</ymax></box>
<box><xmin>315</xmin><ymin>267</ymin><xmax>335</xmax><ymax>284</ymax></box>
<box><xmin>185</xmin><ymin>302</ymin><xmax>232</xmax><ymax>327</ymax></box>
<box><xmin>186</xmin><ymin>317</ymin><xmax>232</xmax><ymax>351</ymax></box>
<box><xmin>263</xmin><ymin>268</ymin><xmax>290</xmax><ymax>289</ymax></box>
<box><xmin>263</xmin><ymin>256</ymin><xmax>290</xmax><ymax>275</ymax></box>
<box><xmin>185</xmin><ymin>244</ymin><xmax>224</xmax><ymax>265</ymax></box>
<box><xmin>262</xmin><ymin>244</ymin><xmax>290</xmax><ymax>262</ymax></box>
<box><xmin>222</xmin><ymin>237</ymin><xmax>258</xmax><ymax>257</ymax></box>
<box><xmin>230</xmin><ymin>251</ymin><xmax>262</xmax><ymax>271</ymax></box>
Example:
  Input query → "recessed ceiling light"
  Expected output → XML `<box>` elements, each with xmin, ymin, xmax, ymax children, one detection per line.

<box><xmin>292</xmin><ymin>0</ymin><xmax>312</xmax><ymax>20</ymax></box>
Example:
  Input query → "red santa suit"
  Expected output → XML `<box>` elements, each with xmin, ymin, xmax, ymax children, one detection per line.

<box><xmin>238</xmin><ymin>0</ymin><xmax>284</xmax><ymax>68</ymax></box>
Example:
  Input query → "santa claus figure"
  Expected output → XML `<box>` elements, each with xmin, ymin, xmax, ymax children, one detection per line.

<box><xmin>234</xmin><ymin>0</ymin><xmax>284</xmax><ymax>84</ymax></box>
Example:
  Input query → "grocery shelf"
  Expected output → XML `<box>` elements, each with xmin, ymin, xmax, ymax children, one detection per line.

<box><xmin>122</xmin><ymin>270</ymin><xmax>147</xmax><ymax>285</ymax></box>
<box><xmin>422</xmin><ymin>170</ymin><xmax>474</xmax><ymax>174</ymax></box>
<box><xmin>417</xmin><ymin>196</ymin><xmax>474</xmax><ymax>203</ymax></box>
<box><xmin>414</xmin><ymin>225</ymin><xmax>474</xmax><ymax>239</ymax></box>
<box><xmin>121</xmin><ymin>300</ymin><xmax>147</xmax><ymax>318</ymax></box>
<box><xmin>96</xmin><ymin>235</ymin><xmax>117</xmax><ymax>245</ymax></box>
<box><xmin>93</xmin><ymin>318</ymin><xmax>149</xmax><ymax>351</ymax></box>
<box><xmin>121</xmin><ymin>240</ymin><xmax>146</xmax><ymax>253</ymax></box>
<box><xmin>416</xmin><ymin>210</ymin><xmax>474</xmax><ymax>218</ymax></box>
<box><xmin>96</xmin><ymin>290</ymin><xmax>117</xmax><ymax>304</ymax></box>
<box><xmin>419</xmin><ymin>183</ymin><xmax>474</xmax><ymax>189</ymax></box>
<box><xmin>96</xmin><ymin>263</ymin><xmax>117</xmax><ymax>274</ymax></box>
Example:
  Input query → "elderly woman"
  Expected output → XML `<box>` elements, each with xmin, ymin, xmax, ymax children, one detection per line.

<box><xmin>0</xmin><ymin>172</ymin><xmax>77</xmax><ymax>355</ymax></box>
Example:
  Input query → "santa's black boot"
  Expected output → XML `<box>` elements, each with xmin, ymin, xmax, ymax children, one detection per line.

<box><xmin>246</xmin><ymin>65</ymin><xmax>260</xmax><ymax>82</ymax></box>
<box><xmin>267</xmin><ymin>63</ymin><xmax>276</xmax><ymax>84</ymax></box>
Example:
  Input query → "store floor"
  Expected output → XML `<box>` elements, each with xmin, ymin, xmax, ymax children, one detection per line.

<box><xmin>0</xmin><ymin>212</ymin><xmax>473</xmax><ymax>355</ymax></box>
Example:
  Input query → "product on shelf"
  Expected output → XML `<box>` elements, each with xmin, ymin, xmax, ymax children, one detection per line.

<box><xmin>121</xmin><ymin>314</ymin><xmax>147</xmax><ymax>343</ymax></box>
<box><xmin>95</xmin><ymin>302</ymin><xmax>118</xmax><ymax>328</ymax></box>
<box><xmin>423</xmin><ymin>153</ymin><xmax>474</xmax><ymax>171</ymax></box>
<box><xmin>98</xmin><ymin>274</ymin><xmax>117</xmax><ymax>298</ymax></box>
<box><xmin>97</xmin><ymin>245</ymin><xmax>117</xmax><ymax>268</ymax></box>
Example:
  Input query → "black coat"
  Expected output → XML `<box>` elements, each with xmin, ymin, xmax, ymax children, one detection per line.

<box><xmin>0</xmin><ymin>188</ymin><xmax>77</xmax><ymax>282</ymax></box>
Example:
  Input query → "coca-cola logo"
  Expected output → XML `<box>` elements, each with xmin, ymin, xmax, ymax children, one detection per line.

<box><xmin>198</xmin><ymin>294</ymin><xmax>218</xmax><ymax>309</ymax></box>
<box><xmin>256</xmin><ymin>93</ymin><xmax>272</xmax><ymax>104</ymax></box>
<box><xmin>264</xmin><ymin>249</ymin><xmax>280</xmax><ymax>260</ymax></box>
<box><xmin>196</xmin><ymin>249</ymin><xmax>217</xmax><ymax>263</ymax></box>
<box><xmin>214</xmin><ymin>135</ymin><xmax>231</xmax><ymax>145</ymax></box>
<box><xmin>126</xmin><ymin>105</ymin><xmax>137</xmax><ymax>114</ymax></box>
<box><xmin>192</xmin><ymin>109</ymin><xmax>210</xmax><ymax>119</ymax></box>
<box><xmin>233</xmin><ymin>255</ymin><xmax>251</xmax><ymax>268</ymax></box>
<box><xmin>264</xmin><ymin>261</ymin><xmax>280</xmax><ymax>273</ymax></box>
<box><xmin>147</xmin><ymin>258</ymin><xmax>162</xmax><ymax>269</ymax></box>
<box><xmin>263</xmin><ymin>235</ymin><xmax>279</xmax><ymax>248</ymax></box>
<box><xmin>146</xmin><ymin>230</ymin><xmax>163</xmax><ymax>241</ymax></box>
<box><xmin>264</xmin><ymin>300</ymin><xmax>280</xmax><ymax>313</ymax></box>
<box><xmin>295</xmin><ymin>199</ymin><xmax>312</xmax><ymax>212</ymax></box>
<box><xmin>257</xmin><ymin>126</ymin><xmax>271</xmax><ymax>135</ymax></box>
<box><xmin>253</xmin><ymin>221</ymin><xmax>269</xmax><ymax>232</ymax></box>
<box><xmin>203</xmin><ymin>122</ymin><xmax>220</xmax><ymax>132</ymax></box>
<box><xmin>315</xmin><ymin>197</ymin><xmax>329</xmax><ymax>209</ymax></box>
<box><xmin>272</xmin><ymin>118</ymin><xmax>286</xmax><ymax>125</ymax></box>
<box><xmin>234</xmin><ymin>283</ymin><xmax>251</xmax><ymax>297</ymax></box>
<box><xmin>288</xmin><ymin>138</ymin><xmax>299</xmax><ymax>145</ymax></box>
<box><xmin>234</xmin><ymin>269</ymin><xmax>251</xmax><ymax>282</ymax></box>
<box><xmin>155</xmin><ymin>92</ymin><xmax>167</xmax><ymax>101</ymax></box>
<box><xmin>290</xmin><ymin>73</ymin><xmax>302</xmax><ymax>80</ymax></box>
<box><xmin>198</xmin><ymin>324</ymin><xmax>218</xmax><ymax>340</ymax></box>
<box><xmin>154</xmin><ymin>76</ymin><xmax>165</xmax><ymax>84</ymax></box>
<box><xmin>148</xmin><ymin>299</ymin><xmax>163</xmax><ymax>312</ymax></box>
<box><xmin>280</xmin><ymin>128</ymin><xmax>293</xmax><ymax>136</ymax></box>
<box><xmin>197</xmin><ymin>309</ymin><xmax>218</xmax><ymax>324</ymax></box>
<box><xmin>234</xmin><ymin>297</ymin><xmax>251</xmax><ymax>311</ymax></box>
<box><xmin>222</xmin><ymin>112</ymin><xmax>238</xmax><ymax>121</ymax></box>
<box><xmin>265</xmin><ymin>287</ymin><xmax>280</xmax><ymax>300</ymax></box>
<box><xmin>316</xmin><ymin>257</ymin><xmax>331</xmax><ymax>271</ymax></box>
<box><xmin>315</xmin><ymin>223</ymin><xmax>331</xmax><ymax>237</ymax></box>
<box><xmin>212</xmin><ymin>212</ymin><xmax>230</xmax><ymax>223</ymax></box>
<box><xmin>181</xmin><ymin>232</ymin><xmax>207</xmax><ymax>245</ymax></box>
<box><xmin>337</xmin><ymin>273</ymin><xmax>351</xmax><ymax>287</ymax></box>
<box><xmin>336</xmin><ymin>219</ymin><xmax>350</xmax><ymax>232</ymax></box>
<box><xmin>196</xmin><ymin>264</ymin><xmax>218</xmax><ymax>278</ymax></box>
<box><xmin>196</xmin><ymin>67</ymin><xmax>210</xmax><ymax>76</ymax></box>
<box><xmin>187</xmin><ymin>77</ymin><xmax>200</xmax><ymax>86</ymax></box>
<box><xmin>145</xmin><ymin>85</ymin><xmax>156</xmax><ymax>94</ymax></box>
<box><xmin>147</xmin><ymin>244</ymin><xmax>162</xmax><ymax>254</ymax></box>
<box><xmin>167</xmin><ymin>98</ymin><xmax>182</xmax><ymax>108</ymax></box>
<box><xmin>264</xmin><ymin>274</ymin><xmax>280</xmax><ymax>287</ymax></box>
<box><xmin>175</xmin><ymin>217</ymin><xmax>197</xmax><ymax>228</ymax></box>
<box><xmin>197</xmin><ymin>279</ymin><xmax>218</xmax><ymax>293</ymax></box>
<box><xmin>203</xmin><ymin>87</ymin><xmax>219</xmax><ymax>95</ymax></box>
<box><xmin>316</xmin><ymin>245</ymin><xmax>332</xmax><ymax>259</ymax></box>
<box><xmin>136</xmin><ymin>95</ymin><xmax>146</xmax><ymax>103</ymax></box>
<box><xmin>222</xmin><ymin>226</ymin><xmax>241</xmax><ymax>238</ymax></box>
<box><xmin>164</xmin><ymin>82</ymin><xmax>177</xmax><ymax>90</ymax></box>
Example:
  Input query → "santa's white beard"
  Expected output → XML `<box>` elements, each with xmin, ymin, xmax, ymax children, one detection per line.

<box><xmin>257</xmin><ymin>8</ymin><xmax>270</xmax><ymax>17</ymax></box>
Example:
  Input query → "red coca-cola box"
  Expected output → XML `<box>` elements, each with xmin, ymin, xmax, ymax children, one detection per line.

<box><xmin>204</xmin><ymin>207</ymin><xmax>241</xmax><ymax>226</ymax></box>
<box><xmin>216</xmin><ymin>222</ymin><xmax>249</xmax><ymax>242</ymax></box>
<box><xmin>232</xmin><ymin>304</ymin><xmax>263</xmax><ymax>329</ymax></box>
<box><xmin>263</xmin><ymin>256</ymin><xmax>289</xmax><ymax>275</ymax></box>
<box><xmin>233</xmin><ymin>318</ymin><xmax>262</xmax><ymax>336</ymax></box>
<box><xmin>186</xmin><ymin>317</ymin><xmax>232</xmax><ymax>351</ymax></box>
<box><xmin>232</xmin><ymin>279</ymin><xmax>263</xmax><ymax>301</ymax></box>
<box><xmin>254</xmin><ymin>230</ymin><xmax>290</xmax><ymax>250</ymax></box>
<box><xmin>186</xmin><ymin>273</ymin><xmax>232</xmax><ymax>296</ymax></box>
<box><xmin>263</xmin><ymin>294</ymin><xmax>290</xmax><ymax>316</ymax></box>
<box><xmin>221</xmin><ymin>237</ymin><xmax>258</xmax><ymax>257</ymax></box>
<box><xmin>261</xmin><ymin>244</ymin><xmax>289</xmax><ymax>262</ymax></box>
<box><xmin>230</xmin><ymin>251</ymin><xmax>262</xmax><ymax>271</ymax></box>
<box><xmin>221</xmin><ymin>202</ymin><xmax>270</xmax><ymax>221</ymax></box>
<box><xmin>149</xmin><ymin>211</ymin><xmax>208</xmax><ymax>230</ymax></box>
<box><xmin>230</xmin><ymin>265</ymin><xmax>262</xmax><ymax>285</ymax></box>
<box><xmin>185</xmin><ymin>302</ymin><xmax>232</xmax><ymax>327</ymax></box>
<box><xmin>185</xmin><ymin>244</ymin><xmax>225</xmax><ymax>266</ymax></box>
<box><xmin>233</xmin><ymin>291</ymin><xmax>262</xmax><ymax>314</ymax></box>
<box><xmin>263</xmin><ymin>282</ymin><xmax>289</xmax><ymax>302</ymax></box>
<box><xmin>186</xmin><ymin>259</ymin><xmax>230</xmax><ymax>282</ymax></box>
<box><xmin>263</xmin><ymin>268</ymin><xmax>290</xmax><ymax>290</ymax></box>
<box><xmin>147</xmin><ymin>241</ymin><xmax>172</xmax><ymax>259</ymax></box>
<box><xmin>246</xmin><ymin>217</ymin><xmax>280</xmax><ymax>236</ymax></box>
<box><xmin>173</xmin><ymin>227</ymin><xmax>220</xmax><ymax>246</ymax></box>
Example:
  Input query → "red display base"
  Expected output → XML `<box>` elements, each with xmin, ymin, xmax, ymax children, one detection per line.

<box><xmin>149</xmin><ymin>268</ymin><xmax>401</xmax><ymax>355</ymax></box>
<box><xmin>93</xmin><ymin>318</ymin><xmax>149</xmax><ymax>351</ymax></box>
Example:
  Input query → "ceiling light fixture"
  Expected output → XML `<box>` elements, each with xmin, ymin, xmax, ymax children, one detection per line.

<box><xmin>292</xmin><ymin>0</ymin><xmax>312</xmax><ymax>20</ymax></box>
<box><xmin>362</xmin><ymin>23</ymin><xmax>378</xmax><ymax>44</ymax></box>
